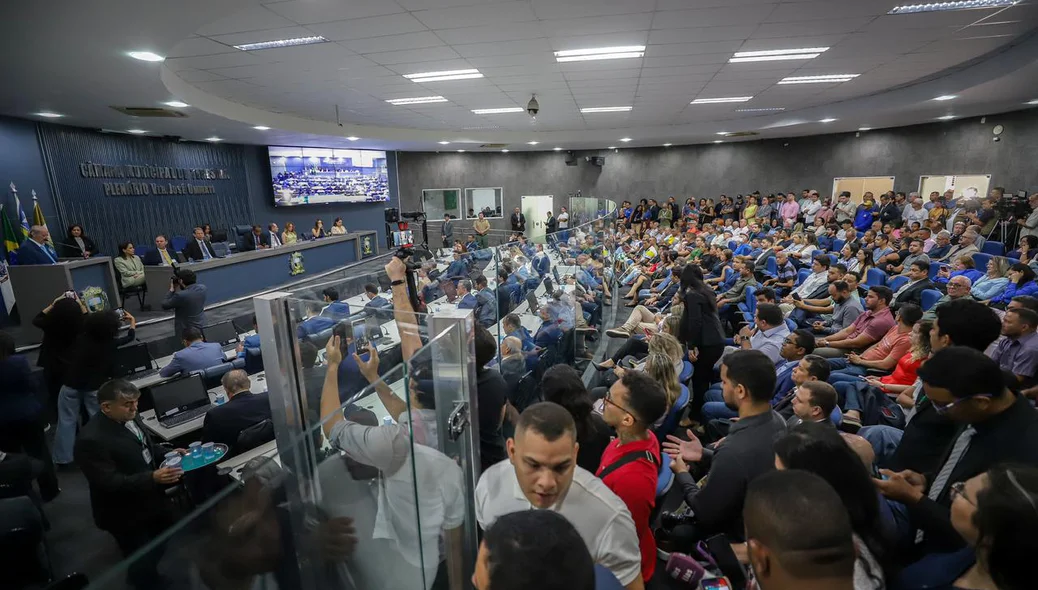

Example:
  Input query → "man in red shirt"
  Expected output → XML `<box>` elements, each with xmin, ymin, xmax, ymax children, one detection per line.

<box><xmin>597</xmin><ymin>371</ymin><xmax>669</xmax><ymax>584</ymax></box>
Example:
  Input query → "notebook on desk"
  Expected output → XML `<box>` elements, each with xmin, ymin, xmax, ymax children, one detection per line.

<box><xmin>151</xmin><ymin>374</ymin><xmax>212</xmax><ymax>429</ymax></box>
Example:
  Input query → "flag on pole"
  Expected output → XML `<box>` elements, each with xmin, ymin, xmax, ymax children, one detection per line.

<box><xmin>12</xmin><ymin>183</ymin><xmax>30</xmax><ymax>242</ymax></box>
<box><xmin>32</xmin><ymin>190</ymin><xmax>51</xmax><ymax>244</ymax></box>
<box><xmin>0</xmin><ymin>205</ymin><xmax>19</xmax><ymax>314</ymax></box>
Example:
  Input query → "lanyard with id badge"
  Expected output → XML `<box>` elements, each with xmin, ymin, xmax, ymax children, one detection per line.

<box><xmin>126</xmin><ymin>421</ymin><xmax>152</xmax><ymax>465</ymax></box>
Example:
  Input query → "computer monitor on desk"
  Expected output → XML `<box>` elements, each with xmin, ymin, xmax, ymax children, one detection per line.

<box><xmin>113</xmin><ymin>343</ymin><xmax>155</xmax><ymax>378</ymax></box>
<box><xmin>543</xmin><ymin>276</ymin><xmax>553</xmax><ymax>296</ymax></box>
<box><xmin>552</xmin><ymin>266</ymin><xmax>562</xmax><ymax>284</ymax></box>
<box><xmin>150</xmin><ymin>374</ymin><xmax>211</xmax><ymax>428</ymax></box>
<box><xmin>526</xmin><ymin>291</ymin><xmax>540</xmax><ymax>315</ymax></box>
<box><xmin>204</xmin><ymin>321</ymin><xmax>239</xmax><ymax>347</ymax></box>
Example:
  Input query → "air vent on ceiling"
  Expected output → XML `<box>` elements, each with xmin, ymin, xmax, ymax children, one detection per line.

<box><xmin>479</xmin><ymin>143</ymin><xmax>509</xmax><ymax>148</ymax></box>
<box><xmin>720</xmin><ymin>131</ymin><xmax>758</xmax><ymax>138</ymax></box>
<box><xmin>110</xmin><ymin>106</ymin><xmax>187</xmax><ymax>118</ymax></box>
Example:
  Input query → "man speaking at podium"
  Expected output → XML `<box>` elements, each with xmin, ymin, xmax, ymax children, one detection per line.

<box><xmin>14</xmin><ymin>226</ymin><xmax>58</xmax><ymax>265</ymax></box>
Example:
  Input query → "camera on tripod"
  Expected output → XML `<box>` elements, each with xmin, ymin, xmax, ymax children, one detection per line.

<box><xmin>995</xmin><ymin>192</ymin><xmax>1032</xmax><ymax>220</ymax></box>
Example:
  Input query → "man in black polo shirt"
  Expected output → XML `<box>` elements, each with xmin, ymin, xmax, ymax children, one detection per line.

<box><xmin>877</xmin><ymin>346</ymin><xmax>1038</xmax><ymax>554</ymax></box>
<box><xmin>663</xmin><ymin>349</ymin><xmax>786</xmax><ymax>543</ymax></box>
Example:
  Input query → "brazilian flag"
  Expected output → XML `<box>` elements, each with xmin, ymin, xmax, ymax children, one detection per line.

<box><xmin>1</xmin><ymin>205</ymin><xmax>21</xmax><ymax>261</ymax></box>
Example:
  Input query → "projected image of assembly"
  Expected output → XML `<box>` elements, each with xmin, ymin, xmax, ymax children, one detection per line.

<box><xmin>269</xmin><ymin>146</ymin><xmax>389</xmax><ymax>206</ymax></box>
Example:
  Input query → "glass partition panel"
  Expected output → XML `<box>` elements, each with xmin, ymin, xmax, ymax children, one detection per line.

<box><xmin>464</xmin><ymin>187</ymin><xmax>503</xmax><ymax>219</ymax></box>
<box><xmin>422</xmin><ymin>188</ymin><xmax>462</xmax><ymax>222</ymax></box>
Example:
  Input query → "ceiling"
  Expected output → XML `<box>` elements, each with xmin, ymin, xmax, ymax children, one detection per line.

<box><xmin>1</xmin><ymin>0</ymin><xmax>1038</xmax><ymax>151</ymax></box>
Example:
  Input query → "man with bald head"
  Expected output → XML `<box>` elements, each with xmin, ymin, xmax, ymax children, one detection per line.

<box><xmin>14</xmin><ymin>225</ymin><xmax>58</xmax><ymax>265</ymax></box>
<box><xmin>200</xmin><ymin>369</ymin><xmax>270</xmax><ymax>455</ymax></box>
<box><xmin>922</xmin><ymin>275</ymin><xmax>974</xmax><ymax>321</ymax></box>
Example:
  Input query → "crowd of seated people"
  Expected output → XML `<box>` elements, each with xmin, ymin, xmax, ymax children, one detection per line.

<box><xmin>273</xmin><ymin>167</ymin><xmax>389</xmax><ymax>202</ymax></box>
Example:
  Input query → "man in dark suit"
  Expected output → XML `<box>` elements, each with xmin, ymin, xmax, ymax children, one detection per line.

<box><xmin>201</xmin><ymin>369</ymin><xmax>271</xmax><ymax>455</ymax></box>
<box><xmin>545</xmin><ymin>210</ymin><xmax>557</xmax><ymax>235</ymax></box>
<box><xmin>266</xmin><ymin>223</ymin><xmax>282</xmax><ymax>248</ymax></box>
<box><xmin>13</xmin><ymin>225</ymin><xmax>58</xmax><ymax>265</ymax></box>
<box><xmin>441</xmin><ymin>214</ymin><xmax>454</xmax><ymax>249</ymax></box>
<box><xmin>891</xmin><ymin>260</ymin><xmax>934</xmax><ymax>311</ymax></box>
<box><xmin>142</xmin><ymin>234</ymin><xmax>178</xmax><ymax>266</ymax></box>
<box><xmin>456</xmin><ymin>279</ymin><xmax>478</xmax><ymax>310</ymax></box>
<box><xmin>161</xmin><ymin>268</ymin><xmax>207</xmax><ymax>338</ymax></box>
<box><xmin>362</xmin><ymin>283</ymin><xmax>391</xmax><ymax>312</ymax></box>
<box><xmin>75</xmin><ymin>379</ymin><xmax>182</xmax><ymax>588</ymax></box>
<box><xmin>510</xmin><ymin>207</ymin><xmax>526</xmax><ymax>233</ymax></box>
<box><xmin>241</xmin><ymin>225</ymin><xmax>270</xmax><ymax>252</ymax></box>
<box><xmin>183</xmin><ymin>226</ymin><xmax>217</xmax><ymax>261</ymax></box>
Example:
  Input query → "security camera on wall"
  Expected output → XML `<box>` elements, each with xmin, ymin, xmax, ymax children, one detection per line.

<box><xmin>527</xmin><ymin>95</ymin><xmax>539</xmax><ymax>118</ymax></box>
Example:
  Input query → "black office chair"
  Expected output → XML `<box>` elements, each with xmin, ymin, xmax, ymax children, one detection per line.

<box><xmin>232</xmin><ymin>225</ymin><xmax>253</xmax><ymax>252</ymax></box>
<box><xmin>235</xmin><ymin>419</ymin><xmax>275</xmax><ymax>455</ymax></box>
<box><xmin>115</xmin><ymin>269</ymin><xmax>149</xmax><ymax>311</ymax></box>
<box><xmin>200</xmin><ymin>362</ymin><xmax>235</xmax><ymax>390</ymax></box>
<box><xmin>244</xmin><ymin>347</ymin><xmax>264</xmax><ymax>375</ymax></box>
<box><xmin>0</xmin><ymin>498</ymin><xmax>51</xmax><ymax>586</ymax></box>
<box><xmin>512</xmin><ymin>371</ymin><xmax>541</xmax><ymax>413</ymax></box>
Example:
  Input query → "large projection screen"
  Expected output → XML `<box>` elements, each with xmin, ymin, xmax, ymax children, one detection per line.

<box><xmin>831</xmin><ymin>177</ymin><xmax>895</xmax><ymax>204</ymax></box>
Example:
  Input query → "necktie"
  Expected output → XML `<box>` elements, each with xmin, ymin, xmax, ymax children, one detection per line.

<box><xmin>160</xmin><ymin>249</ymin><xmax>172</xmax><ymax>265</ymax></box>
<box><xmin>200</xmin><ymin>240</ymin><xmax>211</xmax><ymax>260</ymax></box>
<box><xmin>916</xmin><ymin>425</ymin><xmax>976</xmax><ymax>542</ymax></box>
<box><xmin>42</xmin><ymin>243</ymin><xmax>57</xmax><ymax>263</ymax></box>
<box><xmin>255</xmin><ymin>235</ymin><xmax>260</xmax><ymax>247</ymax></box>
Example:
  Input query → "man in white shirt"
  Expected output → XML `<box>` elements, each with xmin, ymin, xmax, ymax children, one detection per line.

<box><xmin>903</xmin><ymin>198</ymin><xmax>928</xmax><ymax>227</ymax></box>
<box><xmin>266</xmin><ymin>223</ymin><xmax>282</xmax><ymax>247</ymax></box>
<box><xmin>801</xmin><ymin>192</ymin><xmax>822</xmax><ymax>225</ymax></box>
<box><xmin>1017</xmin><ymin>193</ymin><xmax>1038</xmax><ymax>239</ymax></box>
<box><xmin>834</xmin><ymin>192</ymin><xmax>856</xmax><ymax>224</ymax></box>
<box><xmin>475</xmin><ymin>402</ymin><xmax>643</xmax><ymax>590</ymax></box>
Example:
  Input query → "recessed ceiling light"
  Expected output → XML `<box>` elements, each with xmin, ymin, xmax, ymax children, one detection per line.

<box><xmin>234</xmin><ymin>36</ymin><xmax>327</xmax><ymax>51</ymax></box>
<box><xmin>553</xmin><ymin>147</ymin><xmax>562</xmax><ymax>151</ymax></box>
<box><xmin>889</xmin><ymin>0</ymin><xmax>1019</xmax><ymax>14</ymax></box>
<box><xmin>819</xmin><ymin>118</ymin><xmax>837</xmax><ymax>123</ymax></box>
<box><xmin>716</xmin><ymin>132</ymin><xmax>729</xmax><ymax>136</ymax></box>
<box><xmin>663</xmin><ymin>143</ymin><xmax>672</xmax><ymax>147</ymax></box>
<box><xmin>345</xmin><ymin>136</ymin><xmax>359</xmax><ymax>141</ymax></box>
<box><xmin>729</xmin><ymin>47</ymin><xmax>828</xmax><ymax>63</ymax></box>
<box><xmin>691</xmin><ymin>96</ymin><xmax>753</xmax><ymax>104</ymax></box>
<box><xmin>386</xmin><ymin>96</ymin><xmax>448</xmax><ymax>105</ymax></box>
<box><xmin>934</xmin><ymin>95</ymin><xmax>958</xmax><ymax>101</ymax></box>
<box><xmin>35</xmin><ymin>112</ymin><xmax>64</xmax><ymax>118</ymax></box>
<box><xmin>859</xmin><ymin>127</ymin><xmax>872</xmax><ymax>131</ymax></box>
<box><xmin>527</xmin><ymin>141</ymin><xmax>539</xmax><ymax>145</ymax></box>
<box><xmin>404</xmin><ymin>69</ymin><xmax>483</xmax><ymax>83</ymax></box>
<box><xmin>501</xmin><ymin>149</ymin><xmax>509</xmax><ymax>153</ymax></box>
<box><xmin>619</xmin><ymin>138</ymin><xmax>632</xmax><ymax>142</ymax></box>
<box><xmin>607</xmin><ymin>146</ymin><xmax>617</xmax><ymax>149</ymax></box>
<box><xmin>581</xmin><ymin>106</ymin><xmax>633</xmax><ymax>113</ymax></box>
<box><xmin>937</xmin><ymin>115</ymin><xmax>956</xmax><ymax>120</ymax></box>
<box><xmin>472</xmin><ymin>107</ymin><xmax>525</xmax><ymax>114</ymax></box>
<box><xmin>736</xmin><ymin>107</ymin><xmax>786</xmax><ymax>112</ymax></box>
<box><xmin>205</xmin><ymin>137</ymin><xmax>222</xmax><ymax>142</ymax></box>
<box><xmin>457</xmin><ymin>149</ymin><xmax>466</xmax><ymax>153</ymax></box>
<box><xmin>164</xmin><ymin>101</ymin><xmax>189</xmax><ymax>108</ymax></box>
<box><xmin>554</xmin><ymin>46</ymin><xmax>645</xmax><ymax>62</ymax></box>
<box><xmin>713</xmin><ymin>140</ymin><xmax>723</xmax><ymax>144</ymax></box>
<box><xmin>128</xmin><ymin>51</ymin><xmax>165</xmax><ymax>62</ymax></box>
<box><xmin>127</xmin><ymin>129</ymin><xmax>147</xmax><ymax>134</ymax></box>
<box><xmin>253</xmin><ymin>126</ymin><xmax>271</xmax><ymax>131</ymax></box>
<box><xmin>778</xmin><ymin>74</ymin><xmax>858</xmax><ymax>84</ymax></box>
<box><xmin>1026</xmin><ymin>99</ymin><xmax>1038</xmax><ymax>105</ymax></box>
<box><xmin>438</xmin><ymin>141</ymin><xmax>450</xmax><ymax>145</ymax></box>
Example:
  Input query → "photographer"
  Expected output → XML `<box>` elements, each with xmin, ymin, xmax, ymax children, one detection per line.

<box><xmin>967</xmin><ymin>197</ymin><xmax>1000</xmax><ymax>237</ymax></box>
<box><xmin>161</xmin><ymin>268</ymin><xmax>207</xmax><ymax>338</ymax></box>
<box><xmin>1017</xmin><ymin>193</ymin><xmax>1038</xmax><ymax>239</ymax></box>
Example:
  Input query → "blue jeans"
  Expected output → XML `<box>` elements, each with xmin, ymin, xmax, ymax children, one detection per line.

<box><xmin>827</xmin><ymin>358</ymin><xmax>867</xmax><ymax>379</ymax></box>
<box><xmin>52</xmin><ymin>385</ymin><xmax>99</xmax><ymax>464</ymax></box>
<box><xmin>701</xmin><ymin>387</ymin><xmax>738</xmax><ymax>421</ymax></box>
<box><xmin>859</xmin><ymin>425</ymin><xmax>904</xmax><ymax>468</ymax></box>
<box><xmin>833</xmin><ymin>381</ymin><xmax>866</xmax><ymax>412</ymax></box>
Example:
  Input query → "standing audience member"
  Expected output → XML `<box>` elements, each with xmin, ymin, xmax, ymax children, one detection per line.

<box><xmin>598</xmin><ymin>372</ymin><xmax>669</xmax><ymax>584</ymax></box>
<box><xmin>59</xmin><ymin>224</ymin><xmax>99</xmax><ymax>258</ymax></box>
<box><xmin>743</xmin><ymin>470</ymin><xmax>858</xmax><ymax>590</ymax></box>
<box><xmin>475</xmin><ymin>402</ymin><xmax>643</xmax><ymax>590</ymax></box>
<box><xmin>33</xmin><ymin>294</ymin><xmax>86</xmax><ymax>420</ymax></box>
<box><xmin>75</xmin><ymin>379</ymin><xmax>182</xmax><ymax>589</ymax></box>
<box><xmin>161</xmin><ymin>268</ymin><xmax>207</xmax><ymax>339</ymax></box>
<box><xmin>678</xmin><ymin>265</ymin><xmax>726</xmax><ymax>415</ymax></box>
<box><xmin>53</xmin><ymin>309</ymin><xmax>137</xmax><ymax>466</ymax></box>
<box><xmin>541</xmin><ymin>365</ymin><xmax>613</xmax><ymax>473</ymax></box>
<box><xmin>0</xmin><ymin>332</ymin><xmax>60</xmax><ymax>500</ymax></box>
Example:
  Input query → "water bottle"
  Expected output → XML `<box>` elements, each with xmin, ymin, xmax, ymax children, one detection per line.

<box><xmin>215</xmin><ymin>392</ymin><xmax>227</xmax><ymax>405</ymax></box>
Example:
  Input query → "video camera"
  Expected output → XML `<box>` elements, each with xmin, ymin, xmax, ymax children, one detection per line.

<box><xmin>994</xmin><ymin>191</ymin><xmax>1031</xmax><ymax>219</ymax></box>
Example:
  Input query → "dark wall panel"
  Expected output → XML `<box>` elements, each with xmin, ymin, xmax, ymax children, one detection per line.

<box><xmin>0</xmin><ymin>116</ymin><xmax>55</xmax><ymax>229</ymax></box>
<box><xmin>397</xmin><ymin>108</ymin><xmax>1038</xmax><ymax>232</ymax></box>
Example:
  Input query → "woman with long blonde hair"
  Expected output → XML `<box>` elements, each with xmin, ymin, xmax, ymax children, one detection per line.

<box><xmin>644</xmin><ymin>352</ymin><xmax>680</xmax><ymax>421</ymax></box>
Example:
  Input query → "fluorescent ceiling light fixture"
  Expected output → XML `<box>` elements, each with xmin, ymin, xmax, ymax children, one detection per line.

<box><xmin>205</xmin><ymin>136</ymin><xmax>222</xmax><ymax>142</ymax></box>
<box><xmin>819</xmin><ymin>118</ymin><xmax>837</xmax><ymax>123</ymax></box>
<box><xmin>933</xmin><ymin>95</ymin><xmax>958</xmax><ymax>101</ymax></box>
<box><xmin>736</xmin><ymin>107</ymin><xmax>786</xmax><ymax>112</ymax></box>
<box><xmin>35</xmin><ymin>112</ymin><xmax>63</xmax><ymax>118</ymax></box>
<box><xmin>859</xmin><ymin>127</ymin><xmax>872</xmax><ymax>131</ymax></box>
<box><xmin>778</xmin><ymin>74</ymin><xmax>858</xmax><ymax>84</ymax></box>
<box><xmin>716</xmin><ymin>132</ymin><xmax>729</xmax><ymax>136</ymax></box>
<box><xmin>127</xmin><ymin>129</ymin><xmax>147</xmax><ymax>134</ymax></box>
<box><xmin>345</xmin><ymin>136</ymin><xmax>359</xmax><ymax>141</ymax></box>
<box><xmin>581</xmin><ymin>106</ymin><xmax>633</xmax><ymax>113</ymax></box>
<box><xmin>234</xmin><ymin>36</ymin><xmax>326</xmax><ymax>51</ymax></box>
<box><xmin>438</xmin><ymin>141</ymin><xmax>450</xmax><ymax>145</ymax></box>
<box><xmin>253</xmin><ymin>126</ymin><xmax>270</xmax><ymax>131</ymax></box>
<box><xmin>1027</xmin><ymin>99</ymin><xmax>1038</xmax><ymax>105</ymax></box>
<box><xmin>889</xmin><ymin>0</ymin><xmax>1019</xmax><ymax>15</ymax></box>
<box><xmin>527</xmin><ymin>141</ymin><xmax>539</xmax><ymax>145</ymax></box>
<box><xmin>553</xmin><ymin>147</ymin><xmax>562</xmax><ymax>151</ymax></box>
<box><xmin>501</xmin><ymin>149</ymin><xmax>509</xmax><ymax>153</ymax></box>
<box><xmin>713</xmin><ymin>140</ymin><xmax>724</xmax><ymax>144</ymax></box>
<box><xmin>164</xmin><ymin>101</ymin><xmax>189</xmax><ymax>108</ymax></box>
<box><xmin>386</xmin><ymin>96</ymin><xmax>448</xmax><ymax>105</ymax></box>
<box><xmin>691</xmin><ymin>96</ymin><xmax>753</xmax><ymax>104</ymax></box>
<box><xmin>472</xmin><ymin>107</ymin><xmax>525</xmax><ymax>115</ymax></box>
<box><xmin>729</xmin><ymin>47</ymin><xmax>828</xmax><ymax>63</ymax></box>
<box><xmin>607</xmin><ymin>146</ymin><xmax>617</xmax><ymax>149</ymax></box>
<box><xmin>457</xmin><ymin>149</ymin><xmax>466</xmax><ymax>153</ymax></box>
<box><xmin>663</xmin><ymin>143</ymin><xmax>672</xmax><ymax>147</ymax></box>
<box><xmin>128</xmin><ymin>51</ymin><xmax>164</xmax><ymax>62</ymax></box>
<box><xmin>554</xmin><ymin>46</ymin><xmax>645</xmax><ymax>62</ymax></box>
<box><xmin>937</xmin><ymin>115</ymin><xmax>956</xmax><ymax>120</ymax></box>
<box><xmin>404</xmin><ymin>69</ymin><xmax>483</xmax><ymax>83</ymax></box>
<box><xmin>619</xmin><ymin>138</ymin><xmax>632</xmax><ymax>142</ymax></box>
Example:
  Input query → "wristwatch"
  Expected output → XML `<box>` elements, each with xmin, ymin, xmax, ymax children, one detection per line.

<box><xmin>391</xmin><ymin>279</ymin><xmax>406</xmax><ymax>287</ymax></box>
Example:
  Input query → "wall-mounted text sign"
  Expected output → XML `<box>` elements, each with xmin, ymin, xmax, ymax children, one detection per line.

<box><xmin>78</xmin><ymin>162</ymin><xmax>232</xmax><ymax>197</ymax></box>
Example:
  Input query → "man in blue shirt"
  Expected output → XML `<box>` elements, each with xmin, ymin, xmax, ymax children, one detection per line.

<box><xmin>503</xmin><ymin>313</ymin><xmax>534</xmax><ymax>352</ymax></box>
<box><xmin>534</xmin><ymin>305</ymin><xmax>562</xmax><ymax>349</ymax></box>
<box><xmin>473</xmin><ymin>275</ymin><xmax>498</xmax><ymax>327</ymax></box>
<box><xmin>445</xmin><ymin>251</ymin><xmax>468</xmax><ymax>280</ymax></box>
<box><xmin>456</xmin><ymin>279</ymin><xmax>478</xmax><ymax>310</ymax></box>
<box><xmin>297</xmin><ymin>302</ymin><xmax>336</xmax><ymax>340</ymax></box>
<box><xmin>159</xmin><ymin>327</ymin><xmax>226</xmax><ymax>377</ymax></box>
<box><xmin>236</xmin><ymin>315</ymin><xmax>261</xmax><ymax>359</ymax></box>
<box><xmin>321</xmin><ymin>287</ymin><xmax>351</xmax><ymax>320</ymax></box>
<box><xmin>14</xmin><ymin>225</ymin><xmax>59</xmax><ymax>265</ymax></box>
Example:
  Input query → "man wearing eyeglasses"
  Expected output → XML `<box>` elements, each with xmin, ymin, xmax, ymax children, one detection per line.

<box><xmin>875</xmin><ymin>346</ymin><xmax>1038</xmax><ymax>554</ymax></box>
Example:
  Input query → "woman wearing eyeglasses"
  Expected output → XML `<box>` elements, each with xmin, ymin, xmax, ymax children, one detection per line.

<box><xmin>894</xmin><ymin>465</ymin><xmax>1038</xmax><ymax>590</ymax></box>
